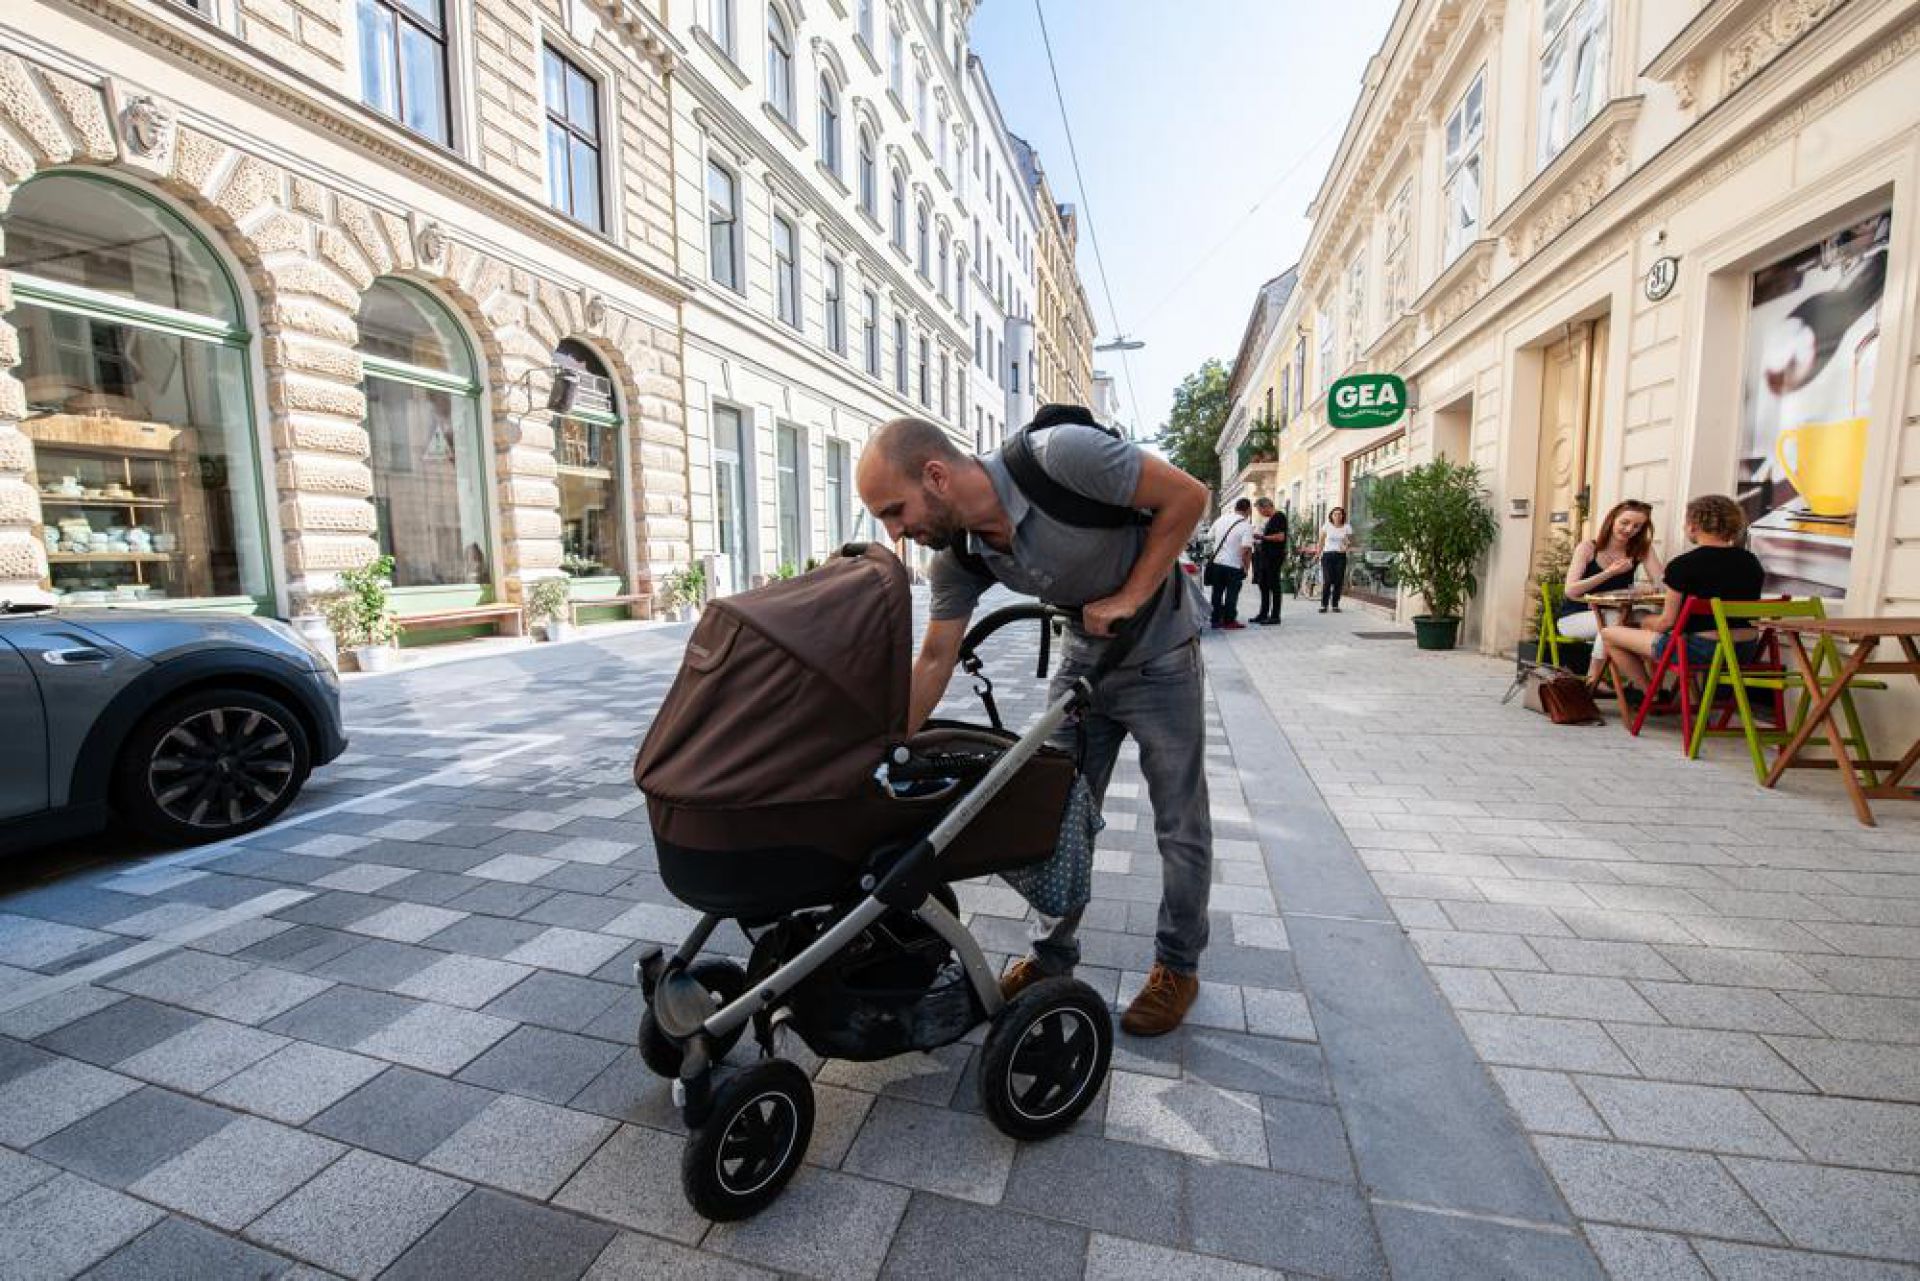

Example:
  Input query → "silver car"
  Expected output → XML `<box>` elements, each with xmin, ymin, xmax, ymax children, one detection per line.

<box><xmin>1</xmin><ymin>601</ymin><xmax>347</xmax><ymax>853</ymax></box>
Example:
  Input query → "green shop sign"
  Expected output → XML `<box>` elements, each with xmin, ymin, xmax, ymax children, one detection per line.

<box><xmin>1328</xmin><ymin>373</ymin><xmax>1408</xmax><ymax>429</ymax></box>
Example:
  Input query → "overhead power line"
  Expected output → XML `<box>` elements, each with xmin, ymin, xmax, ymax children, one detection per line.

<box><xmin>1031</xmin><ymin>0</ymin><xmax>1143</xmax><ymax>432</ymax></box>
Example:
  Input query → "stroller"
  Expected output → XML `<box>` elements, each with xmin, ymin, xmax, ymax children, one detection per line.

<box><xmin>631</xmin><ymin>542</ymin><xmax>1138</xmax><ymax>1220</ymax></box>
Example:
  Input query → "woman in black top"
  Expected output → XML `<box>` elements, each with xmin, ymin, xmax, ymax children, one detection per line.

<box><xmin>1602</xmin><ymin>494</ymin><xmax>1765</xmax><ymax>697</ymax></box>
<box><xmin>1557</xmin><ymin>500</ymin><xmax>1664</xmax><ymax>678</ymax></box>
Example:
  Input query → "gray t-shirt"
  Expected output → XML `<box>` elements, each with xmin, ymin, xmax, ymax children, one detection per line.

<box><xmin>928</xmin><ymin>424</ymin><xmax>1206</xmax><ymax>665</ymax></box>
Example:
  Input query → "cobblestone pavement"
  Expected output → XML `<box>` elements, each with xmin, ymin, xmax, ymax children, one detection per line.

<box><xmin>0</xmin><ymin>592</ymin><xmax>1909</xmax><ymax>1278</ymax></box>
<box><xmin>1226</xmin><ymin>604</ymin><xmax>1920</xmax><ymax>1280</ymax></box>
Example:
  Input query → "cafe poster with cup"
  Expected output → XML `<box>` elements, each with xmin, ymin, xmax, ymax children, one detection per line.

<box><xmin>1739</xmin><ymin>210</ymin><xmax>1889</xmax><ymax>597</ymax></box>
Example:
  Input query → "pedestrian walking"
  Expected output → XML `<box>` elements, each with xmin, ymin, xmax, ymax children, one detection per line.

<box><xmin>1250</xmin><ymin>496</ymin><xmax>1287</xmax><ymax>624</ymax></box>
<box><xmin>1205</xmin><ymin>498</ymin><xmax>1255</xmax><ymax>630</ymax></box>
<box><xmin>855</xmin><ymin>405</ymin><xmax>1217</xmax><ymax>1036</ymax></box>
<box><xmin>1318</xmin><ymin>507</ymin><xmax>1353</xmax><ymax>613</ymax></box>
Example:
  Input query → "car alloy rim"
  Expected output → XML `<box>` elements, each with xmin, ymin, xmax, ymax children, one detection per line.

<box><xmin>1006</xmin><ymin>1005</ymin><xmax>1099</xmax><ymax>1121</ymax></box>
<box><xmin>147</xmin><ymin>706</ymin><xmax>297</xmax><ymax>829</ymax></box>
<box><xmin>713</xmin><ymin>1089</ymin><xmax>801</xmax><ymax>1196</ymax></box>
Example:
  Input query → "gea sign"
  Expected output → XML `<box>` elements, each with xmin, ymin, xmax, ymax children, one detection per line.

<box><xmin>1328</xmin><ymin>373</ymin><xmax>1408</xmax><ymax>429</ymax></box>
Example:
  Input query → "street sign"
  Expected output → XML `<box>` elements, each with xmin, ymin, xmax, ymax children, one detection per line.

<box><xmin>1328</xmin><ymin>373</ymin><xmax>1408</xmax><ymax>429</ymax></box>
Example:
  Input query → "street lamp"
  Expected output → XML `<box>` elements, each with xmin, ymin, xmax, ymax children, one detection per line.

<box><xmin>1095</xmin><ymin>335</ymin><xmax>1145</xmax><ymax>352</ymax></box>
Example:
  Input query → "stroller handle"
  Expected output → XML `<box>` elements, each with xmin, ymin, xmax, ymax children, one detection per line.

<box><xmin>957</xmin><ymin>602</ymin><xmax>1147</xmax><ymax>689</ymax></box>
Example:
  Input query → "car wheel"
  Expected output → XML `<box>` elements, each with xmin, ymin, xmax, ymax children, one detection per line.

<box><xmin>115</xmin><ymin>688</ymin><xmax>313</xmax><ymax>844</ymax></box>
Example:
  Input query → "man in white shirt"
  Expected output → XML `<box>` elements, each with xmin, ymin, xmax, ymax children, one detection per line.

<box><xmin>1205</xmin><ymin>498</ymin><xmax>1255</xmax><ymax>630</ymax></box>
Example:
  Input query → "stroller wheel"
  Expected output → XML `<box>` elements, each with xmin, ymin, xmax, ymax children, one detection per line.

<box><xmin>639</xmin><ymin>958</ymin><xmax>749</xmax><ymax>1079</ymax></box>
<box><xmin>681</xmin><ymin>1058</ymin><xmax>814</xmax><ymax>1220</ymax></box>
<box><xmin>979</xmin><ymin>977</ymin><xmax>1112</xmax><ymax>1141</ymax></box>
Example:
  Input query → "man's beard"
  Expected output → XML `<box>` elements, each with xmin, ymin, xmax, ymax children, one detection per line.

<box><xmin>917</xmin><ymin>490</ymin><xmax>967</xmax><ymax>551</ymax></box>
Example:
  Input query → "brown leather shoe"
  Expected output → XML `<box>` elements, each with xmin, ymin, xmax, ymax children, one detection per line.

<box><xmin>1120</xmin><ymin>964</ymin><xmax>1200</xmax><ymax>1036</ymax></box>
<box><xmin>999</xmin><ymin>956</ymin><xmax>1048</xmax><ymax>1001</ymax></box>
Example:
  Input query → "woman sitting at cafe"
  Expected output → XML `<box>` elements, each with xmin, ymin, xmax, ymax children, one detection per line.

<box><xmin>1601</xmin><ymin>494</ymin><xmax>1764</xmax><ymax>702</ymax></box>
<box><xmin>1560</xmin><ymin>499</ymin><xmax>1664</xmax><ymax>679</ymax></box>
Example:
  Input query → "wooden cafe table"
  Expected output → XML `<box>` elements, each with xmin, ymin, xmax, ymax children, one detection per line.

<box><xmin>1585</xmin><ymin>586</ymin><xmax>1668</xmax><ymax>721</ymax></box>
<box><xmin>1757</xmin><ymin>616</ymin><xmax>1920</xmax><ymax>826</ymax></box>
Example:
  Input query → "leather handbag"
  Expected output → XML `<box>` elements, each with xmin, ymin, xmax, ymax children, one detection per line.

<box><xmin>1506</xmin><ymin>662</ymin><xmax>1604</xmax><ymax>725</ymax></box>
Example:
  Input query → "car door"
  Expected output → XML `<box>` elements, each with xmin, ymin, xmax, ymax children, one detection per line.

<box><xmin>0</xmin><ymin>628</ymin><xmax>48</xmax><ymax>820</ymax></box>
<box><xmin>1</xmin><ymin>617</ymin><xmax>145</xmax><ymax>810</ymax></box>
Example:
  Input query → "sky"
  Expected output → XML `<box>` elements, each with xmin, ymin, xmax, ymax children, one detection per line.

<box><xmin>968</xmin><ymin>0</ymin><xmax>1402</xmax><ymax>438</ymax></box>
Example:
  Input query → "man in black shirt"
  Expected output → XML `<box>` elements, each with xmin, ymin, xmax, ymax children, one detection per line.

<box><xmin>1251</xmin><ymin>497</ymin><xmax>1288</xmax><ymax>624</ymax></box>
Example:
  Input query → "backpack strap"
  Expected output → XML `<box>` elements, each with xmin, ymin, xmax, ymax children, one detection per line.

<box><xmin>1002</xmin><ymin>426</ymin><xmax>1152</xmax><ymax>530</ymax></box>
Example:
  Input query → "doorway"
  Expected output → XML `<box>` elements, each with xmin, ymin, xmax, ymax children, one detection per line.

<box><xmin>712</xmin><ymin>403</ymin><xmax>751</xmax><ymax>595</ymax></box>
<box><xmin>1530</xmin><ymin>317</ymin><xmax>1609</xmax><ymax>574</ymax></box>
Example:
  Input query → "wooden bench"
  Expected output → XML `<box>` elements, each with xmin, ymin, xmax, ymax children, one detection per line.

<box><xmin>567</xmin><ymin>594</ymin><xmax>653</xmax><ymax>626</ymax></box>
<box><xmin>395</xmin><ymin>603</ymin><xmax>524</xmax><ymax>640</ymax></box>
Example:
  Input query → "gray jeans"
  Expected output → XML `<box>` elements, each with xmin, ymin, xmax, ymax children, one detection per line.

<box><xmin>1032</xmin><ymin>639</ymin><xmax>1213</xmax><ymax>975</ymax></box>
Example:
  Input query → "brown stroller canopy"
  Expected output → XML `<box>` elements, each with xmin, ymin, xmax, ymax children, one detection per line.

<box><xmin>634</xmin><ymin>545</ymin><xmax>913</xmax><ymax>812</ymax></box>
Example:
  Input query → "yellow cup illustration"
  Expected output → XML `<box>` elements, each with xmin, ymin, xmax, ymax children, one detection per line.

<box><xmin>1775</xmin><ymin>416</ymin><xmax>1868</xmax><ymax>517</ymax></box>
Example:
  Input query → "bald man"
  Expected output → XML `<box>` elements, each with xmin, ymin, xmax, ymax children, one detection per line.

<box><xmin>857</xmin><ymin>407</ymin><xmax>1214</xmax><ymax>1036</ymax></box>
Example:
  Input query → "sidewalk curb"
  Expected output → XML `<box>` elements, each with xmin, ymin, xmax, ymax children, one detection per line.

<box><xmin>1204</xmin><ymin>637</ymin><xmax>1603</xmax><ymax>1278</ymax></box>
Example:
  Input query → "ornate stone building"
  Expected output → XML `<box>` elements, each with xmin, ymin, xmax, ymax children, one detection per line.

<box><xmin>1011</xmin><ymin>133</ymin><xmax>1094</xmax><ymax>408</ymax></box>
<box><xmin>1225</xmin><ymin>0</ymin><xmax>1920</xmax><ymax>710</ymax></box>
<box><xmin>0</xmin><ymin>0</ymin><xmax>688</xmax><ymax>621</ymax></box>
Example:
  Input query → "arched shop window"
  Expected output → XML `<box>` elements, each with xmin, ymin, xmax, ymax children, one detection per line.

<box><xmin>551</xmin><ymin>339</ymin><xmax>624</xmax><ymax>582</ymax></box>
<box><xmin>357</xmin><ymin>278</ymin><xmax>489</xmax><ymax>588</ymax></box>
<box><xmin>4</xmin><ymin>173</ymin><xmax>269</xmax><ymax>606</ymax></box>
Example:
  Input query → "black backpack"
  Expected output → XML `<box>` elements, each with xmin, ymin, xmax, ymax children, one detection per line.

<box><xmin>950</xmin><ymin>403</ymin><xmax>1150</xmax><ymax>582</ymax></box>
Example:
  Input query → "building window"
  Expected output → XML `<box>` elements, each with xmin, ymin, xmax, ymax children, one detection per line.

<box><xmin>890</xmin><ymin>167</ymin><xmax>907</xmax><ymax>248</ymax></box>
<box><xmin>707</xmin><ymin>158</ymin><xmax>741</xmax><ymax>292</ymax></box>
<box><xmin>939</xmin><ymin>351</ymin><xmax>950</xmax><ymax>419</ymax></box>
<box><xmin>773</xmin><ymin>213</ymin><xmax>800</xmax><ymax>329</ymax></box>
<box><xmin>889</xmin><ymin>23</ymin><xmax>904</xmax><ymax>97</ymax></box>
<box><xmin>1383</xmin><ymin>179</ymin><xmax>1413</xmax><ymax>317</ymax></box>
<box><xmin>775</xmin><ymin>422</ymin><xmax>804</xmax><ymax>569</ymax></box>
<box><xmin>1315</xmin><ymin>306</ymin><xmax>1335</xmax><ymax>397</ymax></box>
<box><xmin>916</xmin><ymin>201</ymin><xmax>930</xmax><ymax>277</ymax></box>
<box><xmin>863</xmin><ymin>289</ymin><xmax>881</xmax><ymax>376</ymax></box>
<box><xmin>937</xmin><ymin>229</ymin><xmax>949</xmax><ymax>300</ymax></box>
<box><xmin>1442</xmin><ymin>71</ymin><xmax>1485</xmax><ymax>264</ymax></box>
<box><xmin>914</xmin><ymin>68</ymin><xmax>928</xmax><ymax>134</ymax></box>
<box><xmin>356</xmin><ymin>0</ymin><xmax>451</xmax><ymax>146</ymax></box>
<box><xmin>766</xmin><ymin>6</ymin><xmax>795</xmax><ymax>122</ymax></box>
<box><xmin>1277</xmin><ymin>366</ymin><xmax>1290</xmax><ymax>425</ymax></box>
<box><xmin>709</xmin><ymin>0</ymin><xmax>735</xmax><ymax>56</ymax></box>
<box><xmin>894</xmin><ymin>314</ymin><xmax>909</xmax><ymax>393</ymax></box>
<box><xmin>858</xmin><ymin>126</ymin><xmax>877</xmax><ymax>214</ymax></box>
<box><xmin>358</xmin><ymin>279</ymin><xmax>488</xmax><ymax>588</ymax></box>
<box><xmin>917</xmin><ymin>335</ymin><xmax>930</xmax><ymax>407</ymax></box>
<box><xmin>1538</xmin><ymin>0</ymin><xmax>1608</xmax><ymax>170</ymax></box>
<box><xmin>956</xmin><ymin>250</ymin><xmax>968</xmax><ymax>315</ymax></box>
<box><xmin>824</xmin><ymin>255</ymin><xmax>845</xmax><ymax>354</ymax></box>
<box><xmin>818</xmin><ymin>73</ymin><xmax>841</xmax><ymax>174</ymax></box>
<box><xmin>712</xmin><ymin>403</ymin><xmax>750</xmax><ymax>594</ymax></box>
<box><xmin>1343</xmin><ymin>252</ymin><xmax>1366</xmax><ymax>370</ymax></box>
<box><xmin>552</xmin><ymin>339</ymin><xmax>623</xmax><ymax>582</ymax></box>
<box><xmin>857</xmin><ymin>0</ymin><xmax>874</xmax><ymax>47</ymax></box>
<box><xmin>1292</xmin><ymin>336</ymin><xmax>1307</xmax><ymax>415</ymax></box>
<box><xmin>973</xmin><ymin>314</ymin><xmax>981</xmax><ymax>364</ymax></box>
<box><xmin>542</xmin><ymin>46</ymin><xmax>603</xmax><ymax>231</ymax></box>
<box><xmin>826</xmin><ymin>438</ymin><xmax>849</xmax><ymax>547</ymax></box>
<box><xmin>6</xmin><ymin>173</ymin><xmax>270</xmax><ymax>605</ymax></box>
<box><xmin>938</xmin><ymin>111</ymin><xmax>949</xmax><ymax>170</ymax></box>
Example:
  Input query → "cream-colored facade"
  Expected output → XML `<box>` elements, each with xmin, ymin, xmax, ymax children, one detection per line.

<box><xmin>1221</xmin><ymin>268</ymin><xmax>1298</xmax><ymax>508</ymax></box>
<box><xmin>0</xmin><ymin>0</ymin><xmax>692</xmax><ymax>620</ymax></box>
<box><xmin>1228</xmin><ymin>0</ymin><xmax>1920</xmax><ymax>727</ymax></box>
<box><xmin>1014</xmin><ymin>136</ymin><xmax>1094</xmax><ymax>407</ymax></box>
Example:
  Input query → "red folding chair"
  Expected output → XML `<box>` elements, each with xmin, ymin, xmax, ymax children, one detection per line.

<box><xmin>1629</xmin><ymin>597</ymin><xmax>1792</xmax><ymax>752</ymax></box>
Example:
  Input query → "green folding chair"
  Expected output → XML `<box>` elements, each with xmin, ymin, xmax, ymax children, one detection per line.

<box><xmin>1689</xmin><ymin>598</ymin><xmax>1884</xmax><ymax>783</ymax></box>
<box><xmin>1535</xmin><ymin>581</ymin><xmax>1586</xmax><ymax>668</ymax></box>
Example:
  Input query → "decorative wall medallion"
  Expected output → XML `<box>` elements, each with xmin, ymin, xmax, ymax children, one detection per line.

<box><xmin>416</xmin><ymin>220</ymin><xmax>447</xmax><ymax>265</ymax></box>
<box><xmin>584</xmin><ymin>294</ymin><xmax>608</xmax><ymax>329</ymax></box>
<box><xmin>121</xmin><ymin>94</ymin><xmax>174</xmax><ymax>157</ymax></box>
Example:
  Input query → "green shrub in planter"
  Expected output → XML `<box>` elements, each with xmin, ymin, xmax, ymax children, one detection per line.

<box><xmin>1367</xmin><ymin>459</ymin><xmax>1499</xmax><ymax>649</ymax></box>
<box><xmin>524</xmin><ymin>576</ymin><xmax>573</xmax><ymax>636</ymax></box>
<box><xmin>320</xmin><ymin>555</ymin><xmax>398</xmax><ymax>648</ymax></box>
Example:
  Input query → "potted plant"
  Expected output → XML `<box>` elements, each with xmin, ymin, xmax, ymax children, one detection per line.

<box><xmin>321</xmin><ymin>555</ymin><xmax>399</xmax><ymax>672</ymax></box>
<box><xmin>662</xmin><ymin>564</ymin><xmax>706</xmax><ymax>622</ymax></box>
<box><xmin>525</xmin><ymin>575</ymin><xmax>575</xmax><ymax>642</ymax></box>
<box><xmin>1367</xmin><ymin>459</ymin><xmax>1500</xmax><ymax>651</ymax></box>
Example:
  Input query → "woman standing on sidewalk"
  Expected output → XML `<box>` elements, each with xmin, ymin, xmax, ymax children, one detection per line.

<box><xmin>1318</xmin><ymin>508</ymin><xmax>1354</xmax><ymax>613</ymax></box>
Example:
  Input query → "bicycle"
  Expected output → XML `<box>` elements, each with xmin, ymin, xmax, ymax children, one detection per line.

<box><xmin>1292</xmin><ymin>549</ymin><xmax>1321</xmax><ymax>601</ymax></box>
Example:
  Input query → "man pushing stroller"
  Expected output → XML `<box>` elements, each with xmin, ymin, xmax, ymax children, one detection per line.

<box><xmin>857</xmin><ymin>404</ymin><xmax>1215</xmax><ymax>1035</ymax></box>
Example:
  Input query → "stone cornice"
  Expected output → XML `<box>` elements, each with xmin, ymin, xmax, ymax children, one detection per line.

<box><xmin>1412</xmin><ymin>237</ymin><xmax>1495</xmax><ymax>334</ymax></box>
<box><xmin>1490</xmin><ymin>96</ymin><xmax>1641</xmax><ymax>261</ymax></box>
<box><xmin>1364</xmin><ymin>311</ymin><xmax>1421</xmax><ymax>373</ymax></box>
<box><xmin>1643</xmin><ymin>0</ymin><xmax>1846</xmax><ymax>109</ymax></box>
<box><xmin>53</xmin><ymin>0</ymin><xmax>689</xmax><ymax>306</ymax></box>
<box><xmin>1408</xmin><ymin>6</ymin><xmax>1917</xmax><ymax>374</ymax></box>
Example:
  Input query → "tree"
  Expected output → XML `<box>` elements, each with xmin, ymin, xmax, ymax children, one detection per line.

<box><xmin>1156</xmin><ymin>358</ymin><xmax>1232</xmax><ymax>495</ymax></box>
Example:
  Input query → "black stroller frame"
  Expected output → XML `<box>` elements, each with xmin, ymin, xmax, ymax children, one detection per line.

<box><xmin>634</xmin><ymin>596</ymin><xmax>1140</xmax><ymax>1220</ymax></box>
